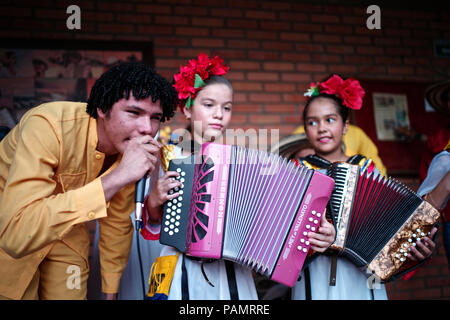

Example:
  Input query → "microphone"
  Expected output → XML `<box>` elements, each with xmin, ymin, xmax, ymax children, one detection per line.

<box><xmin>135</xmin><ymin>173</ymin><xmax>148</xmax><ymax>231</ymax></box>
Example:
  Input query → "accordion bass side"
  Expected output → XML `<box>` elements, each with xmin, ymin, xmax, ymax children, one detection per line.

<box><xmin>160</xmin><ymin>143</ymin><xmax>335</xmax><ymax>287</ymax></box>
<box><xmin>327</xmin><ymin>162</ymin><xmax>440</xmax><ymax>281</ymax></box>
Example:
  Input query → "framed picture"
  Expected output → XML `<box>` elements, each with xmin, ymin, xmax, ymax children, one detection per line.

<box><xmin>0</xmin><ymin>39</ymin><xmax>153</xmax><ymax>128</ymax></box>
<box><xmin>355</xmin><ymin>79</ymin><xmax>450</xmax><ymax>175</ymax></box>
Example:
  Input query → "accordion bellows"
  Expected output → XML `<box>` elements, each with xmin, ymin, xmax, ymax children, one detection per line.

<box><xmin>160</xmin><ymin>143</ymin><xmax>334</xmax><ymax>287</ymax></box>
<box><xmin>327</xmin><ymin>162</ymin><xmax>440</xmax><ymax>281</ymax></box>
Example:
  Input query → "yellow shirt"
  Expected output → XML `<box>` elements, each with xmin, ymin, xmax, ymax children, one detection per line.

<box><xmin>0</xmin><ymin>102</ymin><xmax>134</xmax><ymax>299</ymax></box>
<box><xmin>293</xmin><ymin>124</ymin><xmax>387</xmax><ymax>176</ymax></box>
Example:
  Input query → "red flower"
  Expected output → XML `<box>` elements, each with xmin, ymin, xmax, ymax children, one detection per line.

<box><xmin>173</xmin><ymin>53</ymin><xmax>230</xmax><ymax>109</ymax></box>
<box><xmin>339</xmin><ymin>78</ymin><xmax>365</xmax><ymax>110</ymax></box>
<box><xmin>318</xmin><ymin>74</ymin><xmax>344</xmax><ymax>96</ymax></box>
<box><xmin>316</xmin><ymin>74</ymin><xmax>365</xmax><ymax>110</ymax></box>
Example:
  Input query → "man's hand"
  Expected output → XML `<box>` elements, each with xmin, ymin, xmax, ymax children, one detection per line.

<box><xmin>101</xmin><ymin>135</ymin><xmax>161</xmax><ymax>202</ymax></box>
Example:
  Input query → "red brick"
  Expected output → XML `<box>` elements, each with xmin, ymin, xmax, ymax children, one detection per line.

<box><xmin>248</xmin><ymin>51</ymin><xmax>279</xmax><ymax>61</ymax></box>
<box><xmin>230</xmin><ymin>60</ymin><xmax>260</xmax><ymax>70</ymax></box>
<box><xmin>260</xmin><ymin>21</ymin><xmax>291</xmax><ymax>31</ymax></box>
<box><xmin>227</xmin><ymin>18</ymin><xmax>258</xmax><ymax>29</ymax></box>
<box><xmin>249</xmin><ymin>93</ymin><xmax>281</xmax><ymax>103</ymax></box>
<box><xmin>228</xmin><ymin>40</ymin><xmax>260</xmax><ymax>49</ymax></box>
<box><xmin>281</xmin><ymin>73</ymin><xmax>311</xmax><ymax>82</ymax></box>
<box><xmin>210</xmin><ymin>8</ymin><xmax>243</xmax><ymax>18</ymax></box>
<box><xmin>279</xmin><ymin>11</ymin><xmax>307</xmax><ymax>21</ymax></box>
<box><xmin>212</xmin><ymin>28</ymin><xmax>244</xmax><ymax>38</ymax></box>
<box><xmin>312</xmin><ymin>54</ymin><xmax>342</xmax><ymax>64</ymax></box>
<box><xmin>262</xmin><ymin>41</ymin><xmax>293</xmax><ymax>51</ymax></box>
<box><xmin>249</xmin><ymin>114</ymin><xmax>282</xmax><ymax>124</ymax></box>
<box><xmin>265</xmin><ymin>104</ymin><xmax>298</xmax><ymax>113</ymax></box>
<box><xmin>247</xmin><ymin>72</ymin><xmax>279</xmax><ymax>82</ymax></box>
<box><xmin>245</xmin><ymin>10</ymin><xmax>276</xmax><ymax>20</ymax></box>
<box><xmin>280</xmin><ymin>32</ymin><xmax>310</xmax><ymax>42</ymax></box>
<box><xmin>281</xmin><ymin>53</ymin><xmax>311</xmax><ymax>62</ymax></box>
<box><xmin>313</xmin><ymin>34</ymin><xmax>342</xmax><ymax>43</ymax></box>
<box><xmin>97</xmin><ymin>2</ymin><xmax>134</xmax><ymax>12</ymax></box>
<box><xmin>328</xmin><ymin>65</ymin><xmax>358</xmax><ymax>74</ymax></box>
<box><xmin>264</xmin><ymin>62</ymin><xmax>295</xmax><ymax>72</ymax></box>
<box><xmin>310</xmin><ymin>14</ymin><xmax>340</xmax><ymax>24</ymax></box>
<box><xmin>155</xmin><ymin>59</ymin><xmax>187</xmax><ymax>69</ymax></box>
<box><xmin>232</xmin><ymin>82</ymin><xmax>263</xmax><ymax>91</ymax></box>
<box><xmin>387</xmin><ymin>66</ymin><xmax>414</xmax><ymax>75</ymax></box>
<box><xmin>296</xmin><ymin>63</ymin><xmax>327</xmax><ymax>73</ymax></box>
<box><xmin>175</xmin><ymin>27</ymin><xmax>210</xmax><ymax>37</ymax></box>
<box><xmin>296</xmin><ymin>43</ymin><xmax>325</xmax><ymax>53</ymax></box>
<box><xmin>98</xmin><ymin>23</ymin><xmax>135</xmax><ymax>34</ymax></box>
<box><xmin>264</xmin><ymin>83</ymin><xmax>296</xmax><ymax>92</ymax></box>
<box><xmin>326</xmin><ymin>45</ymin><xmax>354</xmax><ymax>54</ymax></box>
<box><xmin>191</xmin><ymin>38</ymin><xmax>225</xmax><ymax>48</ymax></box>
<box><xmin>343</xmin><ymin>35</ymin><xmax>372</xmax><ymax>45</ymax></box>
<box><xmin>232</xmin><ymin>104</ymin><xmax>263</xmax><ymax>113</ymax></box>
<box><xmin>137</xmin><ymin>25</ymin><xmax>173</xmax><ymax>35</ymax></box>
<box><xmin>174</xmin><ymin>6</ymin><xmax>208</xmax><ymax>16</ymax></box>
<box><xmin>117</xmin><ymin>14</ymin><xmax>152</xmax><ymax>24</ymax></box>
<box><xmin>280</xmin><ymin>93</ymin><xmax>306</xmax><ymax>104</ymax></box>
<box><xmin>246</xmin><ymin>30</ymin><xmax>278</xmax><ymax>40</ymax></box>
<box><xmin>136</xmin><ymin>4</ymin><xmax>172</xmax><ymax>15</ymax></box>
<box><xmin>294</xmin><ymin>23</ymin><xmax>323</xmax><ymax>33</ymax></box>
<box><xmin>412</xmin><ymin>288</ymin><xmax>442</xmax><ymax>299</ymax></box>
<box><xmin>155</xmin><ymin>16</ymin><xmax>189</xmax><ymax>25</ymax></box>
<box><xmin>213</xmin><ymin>50</ymin><xmax>247</xmax><ymax>60</ymax></box>
<box><xmin>192</xmin><ymin>17</ymin><xmax>224</xmax><ymax>28</ymax></box>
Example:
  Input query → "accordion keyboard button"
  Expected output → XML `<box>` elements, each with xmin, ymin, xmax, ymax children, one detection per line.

<box><xmin>303</xmin><ymin>248</ymin><xmax>308</xmax><ymax>253</ymax></box>
<box><xmin>311</xmin><ymin>210</ymin><xmax>316</xmax><ymax>216</ymax></box>
<box><xmin>313</xmin><ymin>219</ymin><xmax>318</xmax><ymax>224</ymax></box>
<box><xmin>175</xmin><ymin>228</ymin><xmax>179</xmax><ymax>233</ymax></box>
<box><xmin>297</xmin><ymin>245</ymin><xmax>302</xmax><ymax>251</ymax></box>
<box><xmin>303</xmin><ymin>232</ymin><xmax>308</xmax><ymax>236</ymax></box>
<box><xmin>309</xmin><ymin>217</ymin><xmax>313</xmax><ymax>222</ymax></box>
<box><xmin>306</xmin><ymin>241</ymin><xmax>310</xmax><ymax>245</ymax></box>
<box><xmin>300</xmin><ymin>238</ymin><xmax>305</xmax><ymax>243</ymax></box>
<box><xmin>164</xmin><ymin>227</ymin><xmax>169</xmax><ymax>232</ymax></box>
<box><xmin>311</xmin><ymin>227</ymin><xmax>316</xmax><ymax>232</ymax></box>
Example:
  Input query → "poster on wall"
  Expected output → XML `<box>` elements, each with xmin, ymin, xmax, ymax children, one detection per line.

<box><xmin>0</xmin><ymin>41</ymin><xmax>148</xmax><ymax>129</ymax></box>
<box><xmin>372</xmin><ymin>92</ymin><xmax>411</xmax><ymax>141</ymax></box>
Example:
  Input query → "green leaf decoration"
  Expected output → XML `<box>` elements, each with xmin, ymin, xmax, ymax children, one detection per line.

<box><xmin>194</xmin><ymin>73</ymin><xmax>206</xmax><ymax>89</ymax></box>
<box><xmin>185</xmin><ymin>95</ymin><xmax>193</xmax><ymax>108</ymax></box>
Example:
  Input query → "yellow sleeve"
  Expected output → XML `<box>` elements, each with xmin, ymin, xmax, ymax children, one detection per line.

<box><xmin>0</xmin><ymin>115</ymin><xmax>108</xmax><ymax>258</ymax></box>
<box><xmin>343</xmin><ymin>125</ymin><xmax>387</xmax><ymax>176</ymax></box>
<box><xmin>98</xmin><ymin>183</ymin><xmax>134</xmax><ymax>294</ymax></box>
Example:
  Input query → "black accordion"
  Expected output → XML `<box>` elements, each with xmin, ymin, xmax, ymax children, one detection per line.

<box><xmin>327</xmin><ymin>162</ymin><xmax>440</xmax><ymax>281</ymax></box>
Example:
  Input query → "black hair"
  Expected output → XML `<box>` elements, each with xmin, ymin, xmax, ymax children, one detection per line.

<box><xmin>303</xmin><ymin>93</ymin><xmax>349</xmax><ymax>126</ymax></box>
<box><xmin>86</xmin><ymin>62</ymin><xmax>178</xmax><ymax>122</ymax></box>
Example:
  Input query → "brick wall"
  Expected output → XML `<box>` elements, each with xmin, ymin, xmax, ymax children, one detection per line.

<box><xmin>1</xmin><ymin>0</ymin><xmax>449</xmax><ymax>299</ymax></box>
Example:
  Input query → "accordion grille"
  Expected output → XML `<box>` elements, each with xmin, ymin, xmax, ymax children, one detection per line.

<box><xmin>221</xmin><ymin>146</ymin><xmax>313</xmax><ymax>277</ymax></box>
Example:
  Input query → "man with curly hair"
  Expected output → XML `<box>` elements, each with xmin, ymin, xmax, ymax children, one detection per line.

<box><xmin>0</xmin><ymin>63</ymin><xmax>178</xmax><ymax>300</ymax></box>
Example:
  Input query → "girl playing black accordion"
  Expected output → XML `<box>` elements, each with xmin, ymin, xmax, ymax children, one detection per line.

<box><xmin>292</xmin><ymin>74</ymin><xmax>437</xmax><ymax>300</ymax></box>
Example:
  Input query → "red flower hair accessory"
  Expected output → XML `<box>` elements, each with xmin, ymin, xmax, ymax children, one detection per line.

<box><xmin>173</xmin><ymin>53</ymin><xmax>230</xmax><ymax>109</ymax></box>
<box><xmin>304</xmin><ymin>74</ymin><xmax>365</xmax><ymax>110</ymax></box>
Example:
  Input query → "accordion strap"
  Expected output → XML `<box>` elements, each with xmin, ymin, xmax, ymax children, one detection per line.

<box><xmin>225</xmin><ymin>260</ymin><xmax>239</xmax><ymax>300</ymax></box>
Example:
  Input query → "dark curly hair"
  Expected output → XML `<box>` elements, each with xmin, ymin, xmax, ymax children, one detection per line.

<box><xmin>86</xmin><ymin>62</ymin><xmax>178</xmax><ymax>122</ymax></box>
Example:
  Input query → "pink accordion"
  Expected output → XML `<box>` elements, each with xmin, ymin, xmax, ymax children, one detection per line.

<box><xmin>160</xmin><ymin>143</ymin><xmax>334</xmax><ymax>287</ymax></box>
